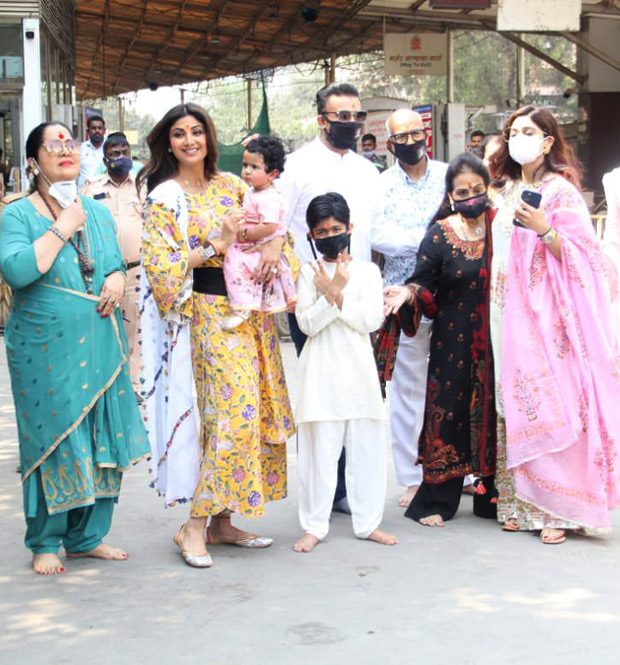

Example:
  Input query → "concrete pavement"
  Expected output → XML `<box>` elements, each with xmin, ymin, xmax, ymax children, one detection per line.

<box><xmin>1</xmin><ymin>340</ymin><xmax>619</xmax><ymax>665</ymax></box>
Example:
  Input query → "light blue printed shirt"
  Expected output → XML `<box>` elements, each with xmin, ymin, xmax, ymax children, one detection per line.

<box><xmin>372</xmin><ymin>158</ymin><xmax>448</xmax><ymax>286</ymax></box>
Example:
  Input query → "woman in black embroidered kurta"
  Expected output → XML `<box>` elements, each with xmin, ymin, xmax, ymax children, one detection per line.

<box><xmin>382</xmin><ymin>153</ymin><xmax>497</xmax><ymax>525</ymax></box>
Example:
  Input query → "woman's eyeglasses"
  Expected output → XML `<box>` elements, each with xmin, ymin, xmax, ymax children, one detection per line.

<box><xmin>322</xmin><ymin>110</ymin><xmax>368</xmax><ymax>122</ymax></box>
<box><xmin>389</xmin><ymin>129</ymin><xmax>427</xmax><ymax>145</ymax></box>
<box><xmin>43</xmin><ymin>139</ymin><xmax>81</xmax><ymax>154</ymax></box>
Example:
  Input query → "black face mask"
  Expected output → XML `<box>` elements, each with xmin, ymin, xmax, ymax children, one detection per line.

<box><xmin>324</xmin><ymin>120</ymin><xmax>363</xmax><ymax>151</ymax></box>
<box><xmin>309</xmin><ymin>232</ymin><xmax>351</xmax><ymax>260</ymax></box>
<box><xmin>453</xmin><ymin>193</ymin><xmax>488</xmax><ymax>219</ymax></box>
<box><xmin>391</xmin><ymin>139</ymin><xmax>426</xmax><ymax>166</ymax></box>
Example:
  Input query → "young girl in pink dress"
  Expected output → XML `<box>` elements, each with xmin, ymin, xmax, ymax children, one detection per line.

<box><xmin>222</xmin><ymin>135</ymin><xmax>297</xmax><ymax>330</ymax></box>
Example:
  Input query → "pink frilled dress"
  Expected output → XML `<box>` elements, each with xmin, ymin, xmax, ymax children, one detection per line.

<box><xmin>223</xmin><ymin>185</ymin><xmax>297</xmax><ymax>313</ymax></box>
<box><xmin>491</xmin><ymin>173</ymin><xmax>620</xmax><ymax>532</ymax></box>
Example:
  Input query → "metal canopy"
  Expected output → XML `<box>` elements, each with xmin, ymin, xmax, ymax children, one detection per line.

<box><xmin>75</xmin><ymin>0</ymin><xmax>620</xmax><ymax>100</ymax></box>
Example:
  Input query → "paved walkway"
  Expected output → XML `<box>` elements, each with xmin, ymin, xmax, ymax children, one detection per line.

<box><xmin>1</xmin><ymin>340</ymin><xmax>619</xmax><ymax>664</ymax></box>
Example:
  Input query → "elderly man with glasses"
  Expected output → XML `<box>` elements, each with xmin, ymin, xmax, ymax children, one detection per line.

<box><xmin>372</xmin><ymin>109</ymin><xmax>455</xmax><ymax>509</ymax></box>
<box><xmin>278</xmin><ymin>82</ymin><xmax>381</xmax><ymax>515</ymax></box>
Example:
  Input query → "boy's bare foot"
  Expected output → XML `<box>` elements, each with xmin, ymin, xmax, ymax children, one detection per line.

<box><xmin>293</xmin><ymin>533</ymin><xmax>320</xmax><ymax>553</ymax></box>
<box><xmin>33</xmin><ymin>553</ymin><xmax>66</xmax><ymax>575</ymax></box>
<box><xmin>366</xmin><ymin>529</ymin><xmax>399</xmax><ymax>545</ymax></box>
<box><xmin>66</xmin><ymin>543</ymin><xmax>128</xmax><ymax>560</ymax></box>
<box><xmin>398</xmin><ymin>485</ymin><xmax>419</xmax><ymax>507</ymax></box>
<box><xmin>419</xmin><ymin>514</ymin><xmax>444</xmax><ymax>527</ymax></box>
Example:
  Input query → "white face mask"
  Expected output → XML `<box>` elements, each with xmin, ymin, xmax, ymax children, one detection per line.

<box><xmin>508</xmin><ymin>133</ymin><xmax>546</xmax><ymax>166</ymax></box>
<box><xmin>32</xmin><ymin>158</ymin><xmax>77</xmax><ymax>208</ymax></box>
<box><xmin>48</xmin><ymin>181</ymin><xmax>78</xmax><ymax>208</ymax></box>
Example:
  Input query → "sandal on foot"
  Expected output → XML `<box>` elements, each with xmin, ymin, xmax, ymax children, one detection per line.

<box><xmin>206</xmin><ymin>529</ymin><xmax>273</xmax><ymax>549</ymax></box>
<box><xmin>502</xmin><ymin>519</ymin><xmax>520</xmax><ymax>532</ymax></box>
<box><xmin>541</xmin><ymin>528</ymin><xmax>566</xmax><ymax>545</ymax></box>
<box><xmin>173</xmin><ymin>525</ymin><xmax>213</xmax><ymax>568</ymax></box>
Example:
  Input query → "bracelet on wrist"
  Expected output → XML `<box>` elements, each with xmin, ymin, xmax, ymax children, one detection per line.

<box><xmin>47</xmin><ymin>226</ymin><xmax>68</xmax><ymax>244</ymax></box>
<box><xmin>538</xmin><ymin>227</ymin><xmax>558</xmax><ymax>245</ymax></box>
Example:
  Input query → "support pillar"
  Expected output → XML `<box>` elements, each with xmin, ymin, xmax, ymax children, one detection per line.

<box><xmin>21</xmin><ymin>18</ymin><xmax>43</xmax><ymax>188</ymax></box>
<box><xmin>577</xmin><ymin>17</ymin><xmax>620</xmax><ymax>191</ymax></box>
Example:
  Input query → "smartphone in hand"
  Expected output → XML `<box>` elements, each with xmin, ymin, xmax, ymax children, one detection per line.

<box><xmin>513</xmin><ymin>190</ymin><xmax>542</xmax><ymax>228</ymax></box>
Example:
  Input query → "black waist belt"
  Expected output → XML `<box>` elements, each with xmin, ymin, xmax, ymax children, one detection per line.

<box><xmin>193</xmin><ymin>267</ymin><xmax>227</xmax><ymax>296</ymax></box>
<box><xmin>125</xmin><ymin>260</ymin><xmax>140</xmax><ymax>270</ymax></box>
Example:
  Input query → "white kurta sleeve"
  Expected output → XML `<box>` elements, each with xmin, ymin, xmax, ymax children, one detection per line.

<box><xmin>276</xmin><ymin>159</ymin><xmax>300</xmax><ymax>229</ymax></box>
<box><xmin>295</xmin><ymin>264</ymin><xmax>340</xmax><ymax>337</ymax></box>
<box><xmin>339</xmin><ymin>263</ymin><xmax>385</xmax><ymax>334</ymax></box>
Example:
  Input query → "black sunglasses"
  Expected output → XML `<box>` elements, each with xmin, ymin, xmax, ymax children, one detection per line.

<box><xmin>322</xmin><ymin>110</ymin><xmax>368</xmax><ymax>123</ymax></box>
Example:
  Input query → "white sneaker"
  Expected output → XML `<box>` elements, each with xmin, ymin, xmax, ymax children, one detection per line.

<box><xmin>221</xmin><ymin>312</ymin><xmax>250</xmax><ymax>330</ymax></box>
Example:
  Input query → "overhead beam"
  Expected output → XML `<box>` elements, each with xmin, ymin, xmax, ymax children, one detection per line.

<box><xmin>82</xmin><ymin>0</ymin><xmax>111</xmax><ymax>97</ymax></box>
<box><xmin>497</xmin><ymin>30</ymin><xmax>585</xmax><ymax>84</ymax></box>
<box><xmin>561</xmin><ymin>30</ymin><xmax>620</xmax><ymax>74</ymax></box>
<box><xmin>171</xmin><ymin>0</ymin><xmax>233</xmax><ymax>82</ymax></box>
<box><xmin>144</xmin><ymin>0</ymin><xmax>190</xmax><ymax>81</ymax></box>
<box><xmin>112</xmin><ymin>0</ymin><xmax>149</xmax><ymax>93</ymax></box>
<box><xmin>207</xmin><ymin>3</ymin><xmax>275</xmax><ymax>75</ymax></box>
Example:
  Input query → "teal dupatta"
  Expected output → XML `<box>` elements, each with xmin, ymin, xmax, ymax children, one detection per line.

<box><xmin>1</xmin><ymin>196</ymin><xmax>149</xmax><ymax>515</ymax></box>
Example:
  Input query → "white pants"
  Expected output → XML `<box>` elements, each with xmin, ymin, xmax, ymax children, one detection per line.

<box><xmin>297</xmin><ymin>419</ymin><xmax>388</xmax><ymax>540</ymax></box>
<box><xmin>389</xmin><ymin>323</ymin><xmax>432</xmax><ymax>488</ymax></box>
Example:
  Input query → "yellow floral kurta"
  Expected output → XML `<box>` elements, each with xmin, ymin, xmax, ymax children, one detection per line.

<box><xmin>142</xmin><ymin>172</ymin><xmax>295</xmax><ymax>517</ymax></box>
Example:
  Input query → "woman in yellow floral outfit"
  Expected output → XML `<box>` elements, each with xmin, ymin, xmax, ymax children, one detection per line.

<box><xmin>138</xmin><ymin>104</ymin><xmax>296</xmax><ymax>567</ymax></box>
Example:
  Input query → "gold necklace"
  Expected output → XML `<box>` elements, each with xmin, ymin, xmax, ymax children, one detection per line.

<box><xmin>177</xmin><ymin>174</ymin><xmax>206</xmax><ymax>192</ymax></box>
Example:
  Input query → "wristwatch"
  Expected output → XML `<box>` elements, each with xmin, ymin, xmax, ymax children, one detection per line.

<box><xmin>197</xmin><ymin>242</ymin><xmax>217</xmax><ymax>263</ymax></box>
<box><xmin>538</xmin><ymin>227</ymin><xmax>558</xmax><ymax>245</ymax></box>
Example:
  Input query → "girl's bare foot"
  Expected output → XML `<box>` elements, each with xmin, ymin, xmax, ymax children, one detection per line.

<box><xmin>66</xmin><ymin>543</ymin><xmax>128</xmax><ymax>560</ymax></box>
<box><xmin>366</xmin><ymin>529</ymin><xmax>399</xmax><ymax>545</ymax></box>
<box><xmin>293</xmin><ymin>533</ymin><xmax>320</xmax><ymax>552</ymax></box>
<box><xmin>398</xmin><ymin>485</ymin><xmax>419</xmax><ymax>508</ymax></box>
<box><xmin>419</xmin><ymin>514</ymin><xmax>444</xmax><ymax>527</ymax></box>
<box><xmin>33</xmin><ymin>553</ymin><xmax>66</xmax><ymax>575</ymax></box>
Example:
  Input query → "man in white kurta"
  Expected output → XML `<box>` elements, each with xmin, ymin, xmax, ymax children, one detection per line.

<box><xmin>295</xmin><ymin>252</ymin><xmax>389</xmax><ymax>543</ymax></box>
<box><xmin>278</xmin><ymin>83</ymin><xmax>381</xmax><ymax>513</ymax></box>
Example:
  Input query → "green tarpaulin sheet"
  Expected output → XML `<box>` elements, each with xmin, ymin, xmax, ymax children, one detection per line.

<box><xmin>217</xmin><ymin>87</ymin><xmax>270</xmax><ymax>175</ymax></box>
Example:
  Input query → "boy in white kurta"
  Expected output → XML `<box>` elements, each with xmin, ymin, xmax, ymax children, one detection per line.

<box><xmin>293</xmin><ymin>192</ymin><xmax>398</xmax><ymax>552</ymax></box>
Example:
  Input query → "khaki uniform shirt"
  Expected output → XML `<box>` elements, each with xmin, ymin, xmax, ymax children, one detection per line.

<box><xmin>83</xmin><ymin>172</ymin><xmax>143</xmax><ymax>389</ymax></box>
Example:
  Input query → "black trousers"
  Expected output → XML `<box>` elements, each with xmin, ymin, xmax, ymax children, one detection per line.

<box><xmin>405</xmin><ymin>475</ymin><xmax>497</xmax><ymax>522</ymax></box>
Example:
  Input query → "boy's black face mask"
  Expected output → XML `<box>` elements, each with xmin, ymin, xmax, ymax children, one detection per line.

<box><xmin>308</xmin><ymin>232</ymin><xmax>350</xmax><ymax>260</ymax></box>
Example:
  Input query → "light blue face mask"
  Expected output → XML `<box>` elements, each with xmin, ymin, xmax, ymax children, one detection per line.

<box><xmin>362</xmin><ymin>150</ymin><xmax>375</xmax><ymax>159</ymax></box>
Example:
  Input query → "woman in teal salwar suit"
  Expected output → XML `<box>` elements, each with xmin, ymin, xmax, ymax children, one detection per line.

<box><xmin>0</xmin><ymin>122</ymin><xmax>149</xmax><ymax>575</ymax></box>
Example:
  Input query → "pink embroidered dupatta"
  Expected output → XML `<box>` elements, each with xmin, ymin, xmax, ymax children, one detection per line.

<box><xmin>501</xmin><ymin>174</ymin><xmax>620</xmax><ymax>529</ymax></box>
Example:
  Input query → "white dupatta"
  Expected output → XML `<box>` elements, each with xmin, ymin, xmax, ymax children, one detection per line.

<box><xmin>138</xmin><ymin>179</ymin><xmax>200</xmax><ymax>506</ymax></box>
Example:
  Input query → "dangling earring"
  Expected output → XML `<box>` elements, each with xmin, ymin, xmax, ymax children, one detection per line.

<box><xmin>33</xmin><ymin>168</ymin><xmax>39</xmax><ymax>175</ymax></box>
<box><xmin>167</xmin><ymin>147</ymin><xmax>172</xmax><ymax>153</ymax></box>
<box><xmin>450</xmin><ymin>199</ymin><xmax>455</xmax><ymax>212</ymax></box>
